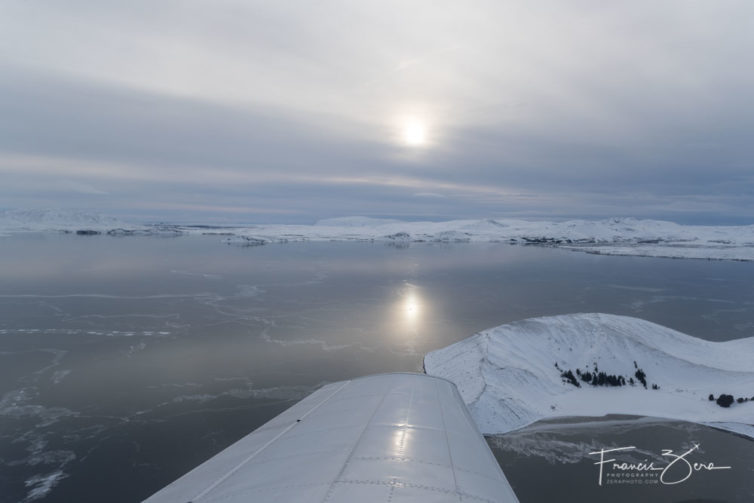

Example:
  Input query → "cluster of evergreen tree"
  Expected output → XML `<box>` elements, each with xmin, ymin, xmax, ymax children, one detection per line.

<box><xmin>577</xmin><ymin>368</ymin><xmax>626</xmax><ymax>387</ymax></box>
<box><xmin>555</xmin><ymin>360</ymin><xmax>659</xmax><ymax>390</ymax></box>
<box><xmin>709</xmin><ymin>393</ymin><xmax>754</xmax><ymax>408</ymax></box>
<box><xmin>559</xmin><ymin>369</ymin><xmax>580</xmax><ymax>387</ymax></box>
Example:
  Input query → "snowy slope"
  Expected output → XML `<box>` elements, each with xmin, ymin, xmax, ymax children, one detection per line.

<box><xmin>424</xmin><ymin>313</ymin><xmax>754</xmax><ymax>438</ymax></box>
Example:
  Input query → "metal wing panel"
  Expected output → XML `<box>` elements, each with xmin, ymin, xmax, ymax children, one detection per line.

<box><xmin>143</xmin><ymin>373</ymin><xmax>519</xmax><ymax>503</ymax></box>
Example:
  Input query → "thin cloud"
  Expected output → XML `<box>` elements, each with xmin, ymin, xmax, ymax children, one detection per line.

<box><xmin>0</xmin><ymin>1</ymin><xmax>752</xmax><ymax>223</ymax></box>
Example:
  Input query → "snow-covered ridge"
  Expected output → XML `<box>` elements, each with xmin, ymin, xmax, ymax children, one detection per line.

<box><xmin>2</xmin><ymin>210</ymin><xmax>753</xmax><ymax>261</ymax></box>
<box><xmin>424</xmin><ymin>313</ymin><xmax>754</xmax><ymax>439</ymax></box>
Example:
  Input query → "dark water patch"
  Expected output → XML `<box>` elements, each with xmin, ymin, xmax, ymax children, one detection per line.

<box><xmin>488</xmin><ymin>416</ymin><xmax>754</xmax><ymax>503</ymax></box>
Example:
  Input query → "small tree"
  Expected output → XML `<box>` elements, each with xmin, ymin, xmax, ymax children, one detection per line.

<box><xmin>708</xmin><ymin>394</ymin><xmax>715</xmax><ymax>401</ymax></box>
<box><xmin>716</xmin><ymin>394</ymin><xmax>734</xmax><ymax>408</ymax></box>
<box><xmin>561</xmin><ymin>369</ymin><xmax>580</xmax><ymax>387</ymax></box>
<box><xmin>635</xmin><ymin>369</ymin><xmax>647</xmax><ymax>389</ymax></box>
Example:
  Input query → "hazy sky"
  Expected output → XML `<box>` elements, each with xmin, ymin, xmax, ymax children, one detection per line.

<box><xmin>2</xmin><ymin>1</ymin><xmax>753</xmax><ymax>224</ymax></box>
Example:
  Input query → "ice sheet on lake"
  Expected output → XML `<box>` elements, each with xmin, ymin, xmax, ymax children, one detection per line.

<box><xmin>24</xmin><ymin>470</ymin><xmax>68</xmax><ymax>502</ymax></box>
<box><xmin>424</xmin><ymin>313</ymin><xmax>754</xmax><ymax>439</ymax></box>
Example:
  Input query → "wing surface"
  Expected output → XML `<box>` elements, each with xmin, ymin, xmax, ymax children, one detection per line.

<box><xmin>143</xmin><ymin>373</ymin><xmax>519</xmax><ymax>503</ymax></box>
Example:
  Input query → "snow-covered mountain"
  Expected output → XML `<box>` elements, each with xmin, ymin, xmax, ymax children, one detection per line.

<box><xmin>424</xmin><ymin>313</ymin><xmax>754</xmax><ymax>438</ymax></box>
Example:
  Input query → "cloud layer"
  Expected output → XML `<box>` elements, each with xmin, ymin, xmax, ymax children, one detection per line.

<box><xmin>1</xmin><ymin>0</ymin><xmax>752</xmax><ymax>223</ymax></box>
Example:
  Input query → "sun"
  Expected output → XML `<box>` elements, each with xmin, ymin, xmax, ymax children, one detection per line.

<box><xmin>402</xmin><ymin>120</ymin><xmax>427</xmax><ymax>147</ymax></box>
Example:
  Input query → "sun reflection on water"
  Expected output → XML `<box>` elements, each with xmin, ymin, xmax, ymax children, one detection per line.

<box><xmin>393</xmin><ymin>283</ymin><xmax>426</xmax><ymax>339</ymax></box>
<box><xmin>404</xmin><ymin>291</ymin><xmax>421</xmax><ymax>320</ymax></box>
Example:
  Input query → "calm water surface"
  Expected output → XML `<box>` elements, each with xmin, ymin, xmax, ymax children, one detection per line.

<box><xmin>1</xmin><ymin>234</ymin><xmax>752</xmax><ymax>502</ymax></box>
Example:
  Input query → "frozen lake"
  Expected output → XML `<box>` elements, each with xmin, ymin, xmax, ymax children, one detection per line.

<box><xmin>1</xmin><ymin>233</ymin><xmax>752</xmax><ymax>502</ymax></box>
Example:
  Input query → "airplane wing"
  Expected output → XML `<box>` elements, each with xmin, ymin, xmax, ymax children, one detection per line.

<box><xmin>143</xmin><ymin>372</ymin><xmax>520</xmax><ymax>502</ymax></box>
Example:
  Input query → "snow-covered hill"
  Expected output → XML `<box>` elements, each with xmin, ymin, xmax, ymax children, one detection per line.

<box><xmin>218</xmin><ymin>217</ymin><xmax>754</xmax><ymax>261</ymax></box>
<box><xmin>2</xmin><ymin>210</ymin><xmax>753</xmax><ymax>261</ymax></box>
<box><xmin>424</xmin><ymin>313</ymin><xmax>754</xmax><ymax>438</ymax></box>
<box><xmin>0</xmin><ymin>209</ymin><xmax>141</xmax><ymax>234</ymax></box>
